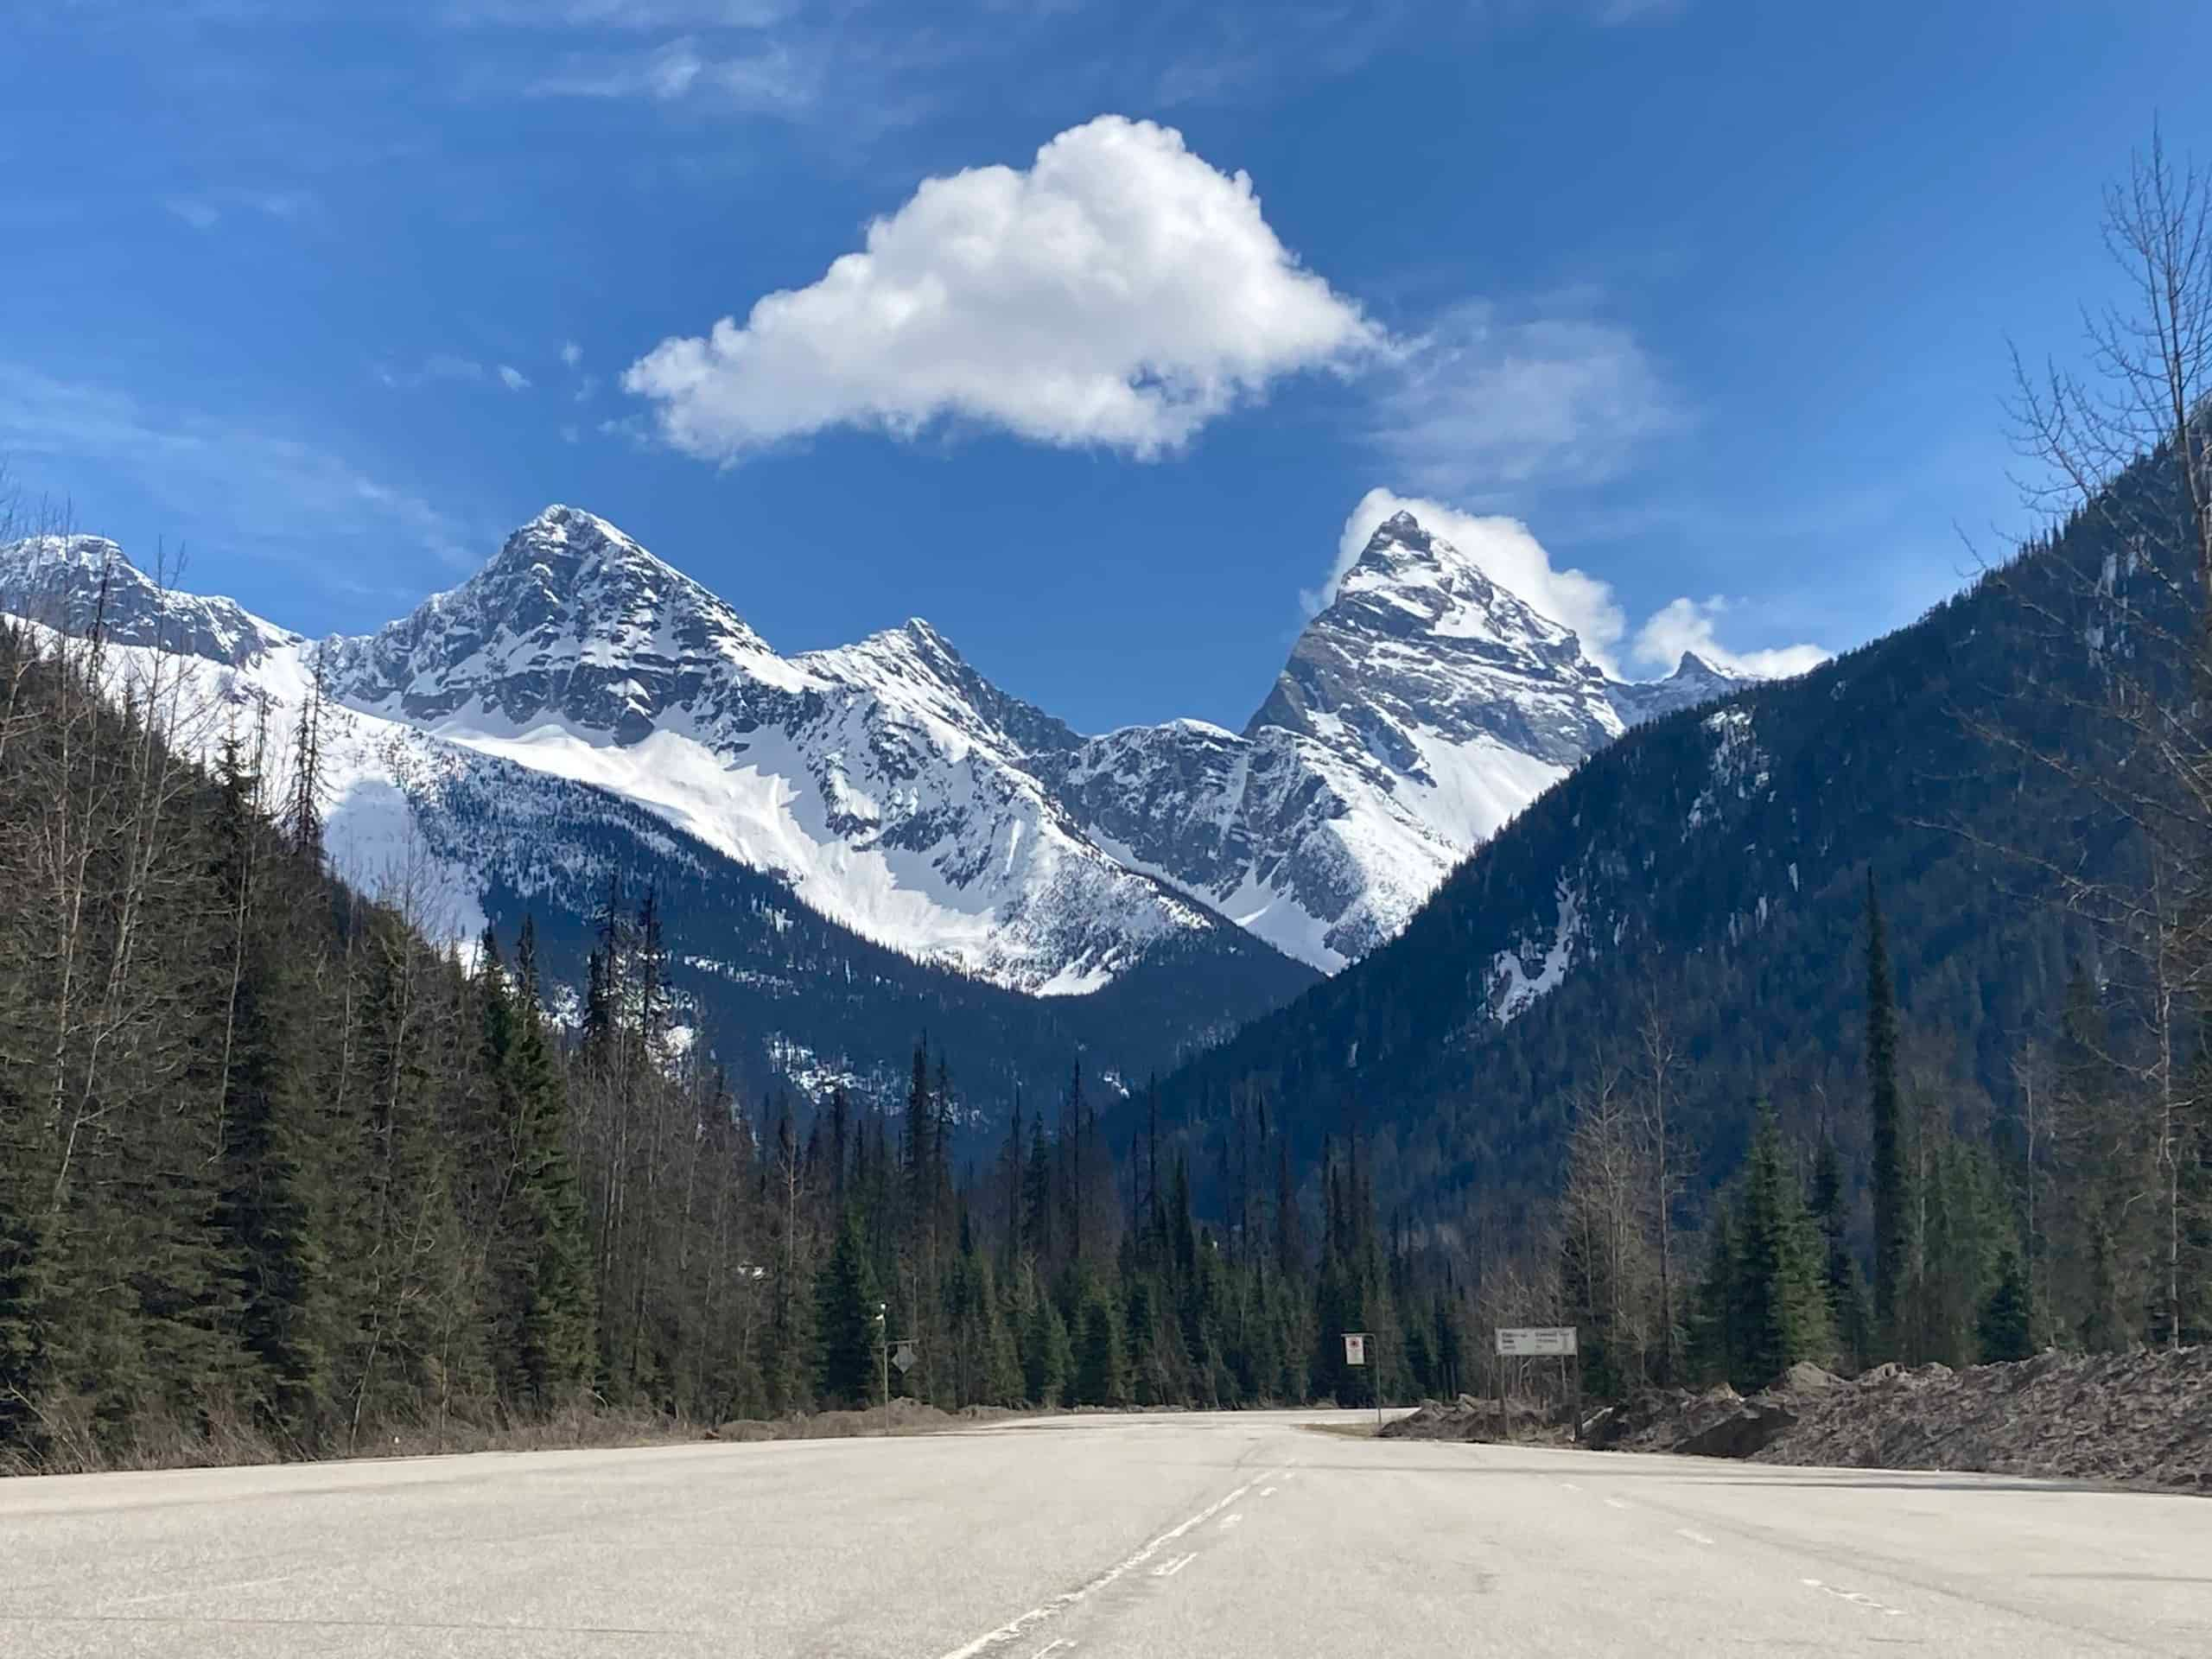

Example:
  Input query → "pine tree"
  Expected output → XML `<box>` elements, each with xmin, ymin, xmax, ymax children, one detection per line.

<box><xmin>1072</xmin><ymin>1281</ymin><xmax>1125</xmax><ymax>1407</ymax></box>
<box><xmin>207</xmin><ymin>738</ymin><xmax>329</xmax><ymax>1437</ymax></box>
<box><xmin>1731</xmin><ymin>1111</ymin><xmax>1832</xmax><ymax>1387</ymax></box>
<box><xmin>1022</xmin><ymin>1293</ymin><xmax>1072</xmax><ymax>1407</ymax></box>
<box><xmin>1978</xmin><ymin>1248</ymin><xmax>2033</xmax><ymax>1362</ymax></box>
<box><xmin>492</xmin><ymin>918</ymin><xmax>596</xmax><ymax>1408</ymax></box>
<box><xmin>814</xmin><ymin>1212</ymin><xmax>880</xmax><ymax>1408</ymax></box>
<box><xmin>1808</xmin><ymin>1132</ymin><xmax>1872</xmax><ymax>1368</ymax></box>
<box><xmin>1866</xmin><ymin>874</ymin><xmax>1910</xmax><ymax>1357</ymax></box>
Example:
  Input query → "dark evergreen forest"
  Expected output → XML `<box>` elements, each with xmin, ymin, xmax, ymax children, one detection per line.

<box><xmin>0</xmin><ymin>617</ymin><xmax>1468</xmax><ymax>1471</ymax></box>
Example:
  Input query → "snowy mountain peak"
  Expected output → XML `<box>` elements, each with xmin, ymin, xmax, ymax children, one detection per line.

<box><xmin>0</xmin><ymin>533</ymin><xmax>293</xmax><ymax>666</ymax></box>
<box><xmin>1249</xmin><ymin>512</ymin><xmax>1618</xmax><ymax>768</ymax></box>
<box><xmin>1327</xmin><ymin>512</ymin><xmax>1580</xmax><ymax>659</ymax></box>
<box><xmin>328</xmin><ymin>505</ymin><xmax>804</xmax><ymax>738</ymax></box>
<box><xmin>1607</xmin><ymin>649</ymin><xmax>1751</xmax><ymax>728</ymax></box>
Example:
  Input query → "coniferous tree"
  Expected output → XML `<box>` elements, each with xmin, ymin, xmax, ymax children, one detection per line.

<box><xmin>1978</xmin><ymin>1249</ymin><xmax>2033</xmax><ymax>1362</ymax></box>
<box><xmin>1072</xmin><ymin>1280</ymin><xmax>1125</xmax><ymax>1407</ymax></box>
<box><xmin>1730</xmin><ymin>1111</ymin><xmax>1832</xmax><ymax>1387</ymax></box>
<box><xmin>1808</xmin><ymin>1132</ymin><xmax>1871</xmax><ymax>1370</ymax></box>
<box><xmin>814</xmin><ymin>1212</ymin><xmax>880</xmax><ymax>1408</ymax></box>
<box><xmin>1021</xmin><ymin>1293</ymin><xmax>1072</xmax><ymax>1407</ymax></box>
<box><xmin>1866</xmin><ymin>875</ymin><xmax>1910</xmax><ymax>1356</ymax></box>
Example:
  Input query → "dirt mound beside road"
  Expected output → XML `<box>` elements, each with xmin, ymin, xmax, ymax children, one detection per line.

<box><xmin>1757</xmin><ymin>1346</ymin><xmax>2212</xmax><ymax>1490</ymax></box>
<box><xmin>1588</xmin><ymin>1348</ymin><xmax>2209</xmax><ymax>1491</ymax></box>
<box><xmin>1379</xmin><ymin>1395</ymin><xmax>1555</xmax><ymax>1443</ymax></box>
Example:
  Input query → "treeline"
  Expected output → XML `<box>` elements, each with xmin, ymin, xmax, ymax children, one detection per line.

<box><xmin>0</xmin><ymin>619</ymin><xmax>1479</xmax><ymax>1472</ymax></box>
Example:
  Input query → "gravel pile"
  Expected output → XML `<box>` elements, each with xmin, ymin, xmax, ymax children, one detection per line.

<box><xmin>1583</xmin><ymin>1348</ymin><xmax>2209</xmax><ymax>1492</ymax></box>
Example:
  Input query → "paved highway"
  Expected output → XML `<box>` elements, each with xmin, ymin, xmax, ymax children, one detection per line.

<box><xmin>3</xmin><ymin>1408</ymin><xmax>2206</xmax><ymax>1656</ymax></box>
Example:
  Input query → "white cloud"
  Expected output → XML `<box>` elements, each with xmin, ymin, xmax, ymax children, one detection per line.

<box><xmin>1370</xmin><ymin>302</ymin><xmax>1679</xmax><ymax>499</ymax></box>
<box><xmin>624</xmin><ymin>114</ymin><xmax>1377</xmax><ymax>461</ymax></box>
<box><xmin>497</xmin><ymin>364</ymin><xmax>532</xmax><ymax>391</ymax></box>
<box><xmin>1327</xmin><ymin>489</ymin><xmax>1825</xmax><ymax>682</ymax></box>
<box><xmin>560</xmin><ymin>340</ymin><xmax>583</xmax><ymax>368</ymax></box>
<box><xmin>1631</xmin><ymin>597</ymin><xmax>1828</xmax><ymax>678</ymax></box>
<box><xmin>1329</xmin><ymin>488</ymin><xmax>1627</xmax><ymax>667</ymax></box>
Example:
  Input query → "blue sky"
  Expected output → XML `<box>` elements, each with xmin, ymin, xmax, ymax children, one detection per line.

<box><xmin>6</xmin><ymin>1</ymin><xmax>2209</xmax><ymax>733</ymax></box>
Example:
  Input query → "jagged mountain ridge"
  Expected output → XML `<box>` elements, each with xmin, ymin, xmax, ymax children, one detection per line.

<box><xmin>0</xmin><ymin>579</ymin><xmax>1313</xmax><ymax>1140</ymax></box>
<box><xmin>3</xmin><ymin>504</ymin><xmax>1751</xmax><ymax>993</ymax></box>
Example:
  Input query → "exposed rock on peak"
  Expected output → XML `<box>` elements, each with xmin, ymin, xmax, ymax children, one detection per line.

<box><xmin>0</xmin><ymin>533</ymin><xmax>293</xmax><ymax>666</ymax></box>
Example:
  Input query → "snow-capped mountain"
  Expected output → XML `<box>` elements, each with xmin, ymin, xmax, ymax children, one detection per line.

<box><xmin>1052</xmin><ymin>512</ymin><xmax>1637</xmax><ymax>967</ymax></box>
<box><xmin>1609</xmin><ymin>651</ymin><xmax>1751</xmax><ymax>728</ymax></box>
<box><xmin>0</xmin><ymin>535</ymin><xmax>295</xmax><ymax>666</ymax></box>
<box><xmin>320</xmin><ymin>507</ymin><xmax>1231</xmax><ymax>993</ymax></box>
<box><xmin>1</xmin><ymin>503</ymin><xmax>1758</xmax><ymax>991</ymax></box>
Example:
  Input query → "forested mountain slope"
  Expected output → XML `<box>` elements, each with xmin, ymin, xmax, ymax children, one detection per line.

<box><xmin>1155</xmin><ymin>485</ymin><xmax>2143</xmax><ymax>1225</ymax></box>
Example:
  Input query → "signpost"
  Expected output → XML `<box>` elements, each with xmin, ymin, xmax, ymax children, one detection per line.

<box><xmin>872</xmin><ymin>1305</ymin><xmax>919</xmax><ymax>1433</ymax></box>
<box><xmin>1343</xmin><ymin>1332</ymin><xmax>1379</xmax><ymax>1428</ymax></box>
<box><xmin>1493</xmin><ymin>1326</ymin><xmax>1580</xmax><ymax>1439</ymax></box>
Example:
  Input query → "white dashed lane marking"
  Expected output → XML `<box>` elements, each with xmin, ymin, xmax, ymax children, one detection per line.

<box><xmin>1802</xmin><ymin>1578</ymin><xmax>1906</xmax><ymax>1618</ymax></box>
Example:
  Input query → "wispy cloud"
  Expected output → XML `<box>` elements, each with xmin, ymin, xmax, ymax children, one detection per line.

<box><xmin>0</xmin><ymin>362</ymin><xmax>477</xmax><ymax>576</ymax></box>
<box><xmin>376</xmin><ymin>353</ymin><xmax>492</xmax><ymax>391</ymax></box>
<box><xmin>497</xmin><ymin>364</ymin><xmax>532</xmax><ymax>391</ymax></box>
<box><xmin>442</xmin><ymin>0</ymin><xmax>795</xmax><ymax>27</ymax></box>
<box><xmin>1367</xmin><ymin>301</ymin><xmax>1683</xmax><ymax>502</ymax></box>
<box><xmin>523</xmin><ymin>35</ymin><xmax>816</xmax><ymax>111</ymax></box>
<box><xmin>559</xmin><ymin>340</ymin><xmax>583</xmax><ymax>368</ymax></box>
<box><xmin>163</xmin><ymin>186</ymin><xmax>315</xmax><ymax>232</ymax></box>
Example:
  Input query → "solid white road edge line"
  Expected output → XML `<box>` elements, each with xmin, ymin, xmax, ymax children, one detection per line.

<box><xmin>933</xmin><ymin>1480</ymin><xmax>1256</xmax><ymax>1659</ymax></box>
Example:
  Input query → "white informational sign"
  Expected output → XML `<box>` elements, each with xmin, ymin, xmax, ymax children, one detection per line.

<box><xmin>1495</xmin><ymin>1325</ymin><xmax>1579</xmax><ymax>1357</ymax></box>
<box><xmin>893</xmin><ymin>1341</ymin><xmax>918</xmax><ymax>1374</ymax></box>
<box><xmin>1343</xmin><ymin>1332</ymin><xmax>1368</xmax><ymax>1367</ymax></box>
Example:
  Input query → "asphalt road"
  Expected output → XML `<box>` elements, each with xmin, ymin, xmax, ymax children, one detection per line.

<box><xmin>3</xmin><ymin>1408</ymin><xmax>2207</xmax><ymax>1656</ymax></box>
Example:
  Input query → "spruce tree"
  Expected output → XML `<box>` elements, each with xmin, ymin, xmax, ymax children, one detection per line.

<box><xmin>207</xmin><ymin>739</ymin><xmax>329</xmax><ymax>1437</ymax></box>
<box><xmin>495</xmin><ymin>918</ymin><xmax>596</xmax><ymax>1408</ymax></box>
<box><xmin>1073</xmin><ymin>1281</ymin><xmax>1125</xmax><ymax>1407</ymax></box>
<box><xmin>814</xmin><ymin>1212</ymin><xmax>880</xmax><ymax>1408</ymax></box>
<box><xmin>1732</xmin><ymin>1111</ymin><xmax>1833</xmax><ymax>1387</ymax></box>
<box><xmin>1978</xmin><ymin>1249</ymin><xmax>2033</xmax><ymax>1362</ymax></box>
<box><xmin>1865</xmin><ymin>875</ymin><xmax>1910</xmax><ymax>1355</ymax></box>
<box><xmin>1022</xmin><ymin>1294</ymin><xmax>1072</xmax><ymax>1407</ymax></box>
<box><xmin>1808</xmin><ymin>1133</ymin><xmax>1872</xmax><ymax>1369</ymax></box>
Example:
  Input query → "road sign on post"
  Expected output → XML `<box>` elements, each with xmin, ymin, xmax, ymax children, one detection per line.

<box><xmin>1343</xmin><ymin>1332</ymin><xmax>1380</xmax><ymax>1428</ymax></box>
<box><xmin>1494</xmin><ymin>1327</ymin><xmax>1580</xmax><ymax>1440</ymax></box>
<box><xmin>893</xmin><ymin>1340</ymin><xmax>918</xmax><ymax>1375</ymax></box>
